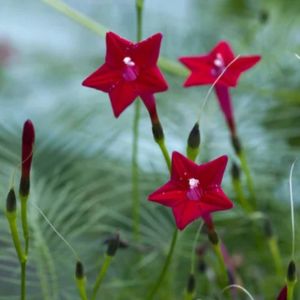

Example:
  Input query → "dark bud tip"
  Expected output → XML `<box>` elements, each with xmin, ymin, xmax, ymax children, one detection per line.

<box><xmin>197</xmin><ymin>259</ymin><xmax>206</xmax><ymax>273</ymax></box>
<box><xmin>208</xmin><ymin>230</ymin><xmax>219</xmax><ymax>245</ymax></box>
<box><xmin>152</xmin><ymin>121</ymin><xmax>164</xmax><ymax>142</ymax></box>
<box><xmin>259</xmin><ymin>10</ymin><xmax>269</xmax><ymax>24</ymax></box>
<box><xmin>75</xmin><ymin>261</ymin><xmax>85</xmax><ymax>279</ymax></box>
<box><xmin>106</xmin><ymin>233</ymin><xmax>120</xmax><ymax>257</ymax></box>
<box><xmin>19</xmin><ymin>177</ymin><xmax>30</xmax><ymax>198</ymax></box>
<box><xmin>231</xmin><ymin>162</ymin><xmax>240</xmax><ymax>180</ymax></box>
<box><xmin>188</xmin><ymin>122</ymin><xmax>200</xmax><ymax>149</ymax></box>
<box><xmin>187</xmin><ymin>273</ymin><xmax>196</xmax><ymax>294</ymax></box>
<box><xmin>287</xmin><ymin>260</ymin><xmax>297</xmax><ymax>282</ymax></box>
<box><xmin>231</xmin><ymin>135</ymin><xmax>242</xmax><ymax>154</ymax></box>
<box><xmin>6</xmin><ymin>189</ymin><xmax>16</xmax><ymax>213</ymax></box>
<box><xmin>263</xmin><ymin>219</ymin><xmax>273</xmax><ymax>238</ymax></box>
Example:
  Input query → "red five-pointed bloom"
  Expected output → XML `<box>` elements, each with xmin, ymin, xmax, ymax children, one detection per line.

<box><xmin>148</xmin><ymin>152</ymin><xmax>233</xmax><ymax>230</ymax></box>
<box><xmin>179</xmin><ymin>41</ymin><xmax>261</xmax><ymax>135</ymax></box>
<box><xmin>82</xmin><ymin>32</ymin><xmax>168</xmax><ymax>118</ymax></box>
<box><xmin>179</xmin><ymin>41</ymin><xmax>261</xmax><ymax>88</ymax></box>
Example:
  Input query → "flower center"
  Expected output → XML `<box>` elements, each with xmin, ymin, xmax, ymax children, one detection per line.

<box><xmin>187</xmin><ymin>178</ymin><xmax>203</xmax><ymax>201</ymax></box>
<box><xmin>212</xmin><ymin>53</ymin><xmax>225</xmax><ymax>76</ymax></box>
<box><xmin>122</xmin><ymin>56</ymin><xmax>138</xmax><ymax>81</ymax></box>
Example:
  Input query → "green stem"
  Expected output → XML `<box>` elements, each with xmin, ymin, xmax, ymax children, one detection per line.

<box><xmin>42</xmin><ymin>0</ymin><xmax>107</xmax><ymax>37</ymax></box>
<box><xmin>21</xmin><ymin>262</ymin><xmax>26</xmax><ymax>300</ymax></box>
<box><xmin>20</xmin><ymin>195</ymin><xmax>29</xmax><ymax>254</ymax></box>
<box><xmin>268</xmin><ymin>237</ymin><xmax>283</xmax><ymax>277</ymax></box>
<box><xmin>237</xmin><ymin>150</ymin><xmax>256</xmax><ymax>206</ymax></box>
<box><xmin>190</xmin><ymin>222</ymin><xmax>203</xmax><ymax>274</ymax></box>
<box><xmin>76</xmin><ymin>277</ymin><xmax>89</xmax><ymax>300</ymax></box>
<box><xmin>42</xmin><ymin>0</ymin><xmax>188</xmax><ymax>78</ymax></box>
<box><xmin>91</xmin><ymin>255</ymin><xmax>113</xmax><ymax>300</ymax></box>
<box><xmin>212</xmin><ymin>242</ymin><xmax>228</xmax><ymax>286</ymax></box>
<box><xmin>146</xmin><ymin>228</ymin><xmax>178</xmax><ymax>300</ymax></box>
<box><xmin>6</xmin><ymin>207</ymin><xmax>27</xmax><ymax>300</ymax></box>
<box><xmin>287</xmin><ymin>282</ymin><xmax>295</xmax><ymax>300</ymax></box>
<box><xmin>132</xmin><ymin>100</ymin><xmax>141</xmax><ymax>240</ymax></box>
<box><xmin>136</xmin><ymin>0</ymin><xmax>144</xmax><ymax>42</ymax></box>
<box><xmin>157</xmin><ymin>140</ymin><xmax>171</xmax><ymax>171</ymax></box>
<box><xmin>232</xmin><ymin>178</ymin><xmax>253</xmax><ymax>213</ymax></box>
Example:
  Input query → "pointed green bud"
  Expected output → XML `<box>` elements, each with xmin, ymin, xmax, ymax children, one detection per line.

<box><xmin>152</xmin><ymin>121</ymin><xmax>164</xmax><ymax>142</ymax></box>
<box><xmin>263</xmin><ymin>219</ymin><xmax>273</xmax><ymax>238</ymax></box>
<box><xmin>287</xmin><ymin>260</ymin><xmax>297</xmax><ymax>283</ymax></box>
<box><xmin>208</xmin><ymin>230</ymin><xmax>219</xmax><ymax>245</ymax></box>
<box><xmin>76</xmin><ymin>261</ymin><xmax>85</xmax><ymax>280</ymax></box>
<box><xmin>231</xmin><ymin>162</ymin><xmax>240</xmax><ymax>181</ymax></box>
<box><xmin>106</xmin><ymin>233</ymin><xmax>120</xmax><ymax>257</ymax></box>
<box><xmin>6</xmin><ymin>189</ymin><xmax>16</xmax><ymax>214</ymax></box>
<box><xmin>187</xmin><ymin>122</ymin><xmax>200</xmax><ymax>161</ymax></box>
<box><xmin>186</xmin><ymin>273</ymin><xmax>196</xmax><ymax>294</ymax></box>
<box><xmin>231</xmin><ymin>135</ymin><xmax>241</xmax><ymax>154</ymax></box>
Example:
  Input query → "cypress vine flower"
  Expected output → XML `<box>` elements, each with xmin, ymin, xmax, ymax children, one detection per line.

<box><xmin>82</xmin><ymin>32</ymin><xmax>168</xmax><ymax>118</ymax></box>
<box><xmin>148</xmin><ymin>152</ymin><xmax>233</xmax><ymax>230</ymax></box>
<box><xmin>19</xmin><ymin>120</ymin><xmax>35</xmax><ymax>197</ymax></box>
<box><xmin>179</xmin><ymin>41</ymin><xmax>260</xmax><ymax>135</ymax></box>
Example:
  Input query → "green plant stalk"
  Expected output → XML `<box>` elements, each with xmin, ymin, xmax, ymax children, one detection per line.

<box><xmin>132</xmin><ymin>100</ymin><xmax>141</xmax><ymax>240</ymax></box>
<box><xmin>6</xmin><ymin>213</ymin><xmax>27</xmax><ymax>300</ymax></box>
<box><xmin>212</xmin><ymin>242</ymin><xmax>228</xmax><ymax>286</ymax></box>
<box><xmin>76</xmin><ymin>277</ymin><xmax>89</xmax><ymax>300</ymax></box>
<box><xmin>287</xmin><ymin>281</ymin><xmax>296</xmax><ymax>300</ymax></box>
<box><xmin>41</xmin><ymin>0</ymin><xmax>188</xmax><ymax>77</ymax></box>
<box><xmin>131</xmin><ymin>0</ymin><xmax>144</xmax><ymax>240</ymax></box>
<box><xmin>237</xmin><ymin>150</ymin><xmax>256</xmax><ymax>207</ymax></box>
<box><xmin>91</xmin><ymin>255</ymin><xmax>113</xmax><ymax>300</ymax></box>
<box><xmin>146</xmin><ymin>228</ymin><xmax>178</xmax><ymax>300</ymax></box>
<box><xmin>232</xmin><ymin>178</ymin><xmax>253</xmax><ymax>213</ymax></box>
<box><xmin>157</xmin><ymin>140</ymin><xmax>171</xmax><ymax>171</ymax></box>
<box><xmin>20</xmin><ymin>195</ymin><xmax>29</xmax><ymax>254</ymax></box>
<box><xmin>184</xmin><ymin>291</ymin><xmax>194</xmax><ymax>300</ymax></box>
<box><xmin>268</xmin><ymin>237</ymin><xmax>283</xmax><ymax>277</ymax></box>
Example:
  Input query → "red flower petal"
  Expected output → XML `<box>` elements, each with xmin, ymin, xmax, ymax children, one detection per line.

<box><xmin>196</xmin><ymin>155</ymin><xmax>228</xmax><ymax>188</ymax></box>
<box><xmin>21</xmin><ymin>120</ymin><xmax>35</xmax><ymax>178</ymax></box>
<box><xmin>105</xmin><ymin>32</ymin><xmax>133</xmax><ymax>68</ymax></box>
<box><xmin>132</xmin><ymin>33</ymin><xmax>162</xmax><ymax>68</ymax></box>
<box><xmin>210</xmin><ymin>41</ymin><xmax>235</xmax><ymax>66</ymax></box>
<box><xmin>109</xmin><ymin>81</ymin><xmax>138</xmax><ymax>117</ymax></box>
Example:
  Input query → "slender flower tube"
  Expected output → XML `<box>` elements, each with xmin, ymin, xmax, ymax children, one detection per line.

<box><xmin>179</xmin><ymin>41</ymin><xmax>260</xmax><ymax>202</ymax></box>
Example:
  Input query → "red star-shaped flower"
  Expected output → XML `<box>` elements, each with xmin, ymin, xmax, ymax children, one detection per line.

<box><xmin>148</xmin><ymin>152</ymin><xmax>233</xmax><ymax>230</ymax></box>
<box><xmin>179</xmin><ymin>40</ymin><xmax>261</xmax><ymax>88</ymax></box>
<box><xmin>82</xmin><ymin>32</ymin><xmax>168</xmax><ymax>117</ymax></box>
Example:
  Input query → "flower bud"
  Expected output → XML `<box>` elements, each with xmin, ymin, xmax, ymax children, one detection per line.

<box><xmin>186</xmin><ymin>273</ymin><xmax>196</xmax><ymax>294</ymax></box>
<box><xmin>187</xmin><ymin>122</ymin><xmax>200</xmax><ymax>161</ymax></box>
<box><xmin>231</xmin><ymin>162</ymin><xmax>240</xmax><ymax>181</ymax></box>
<box><xmin>287</xmin><ymin>260</ymin><xmax>297</xmax><ymax>283</ymax></box>
<box><xmin>152</xmin><ymin>121</ymin><xmax>164</xmax><ymax>142</ymax></box>
<box><xmin>19</xmin><ymin>120</ymin><xmax>35</xmax><ymax>198</ymax></box>
<box><xmin>76</xmin><ymin>261</ymin><xmax>85</xmax><ymax>280</ymax></box>
<box><xmin>6</xmin><ymin>189</ymin><xmax>16</xmax><ymax>214</ymax></box>
<box><xmin>231</xmin><ymin>135</ymin><xmax>241</xmax><ymax>154</ymax></box>
<box><xmin>208</xmin><ymin>230</ymin><xmax>219</xmax><ymax>245</ymax></box>
<box><xmin>106</xmin><ymin>233</ymin><xmax>120</xmax><ymax>257</ymax></box>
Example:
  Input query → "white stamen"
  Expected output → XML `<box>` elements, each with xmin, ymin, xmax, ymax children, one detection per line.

<box><xmin>214</xmin><ymin>53</ymin><xmax>224</xmax><ymax>68</ymax></box>
<box><xmin>123</xmin><ymin>56</ymin><xmax>135</xmax><ymax>66</ymax></box>
<box><xmin>189</xmin><ymin>178</ymin><xmax>199</xmax><ymax>189</ymax></box>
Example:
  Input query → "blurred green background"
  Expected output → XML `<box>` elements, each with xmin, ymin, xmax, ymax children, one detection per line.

<box><xmin>1</xmin><ymin>0</ymin><xmax>300</xmax><ymax>299</ymax></box>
